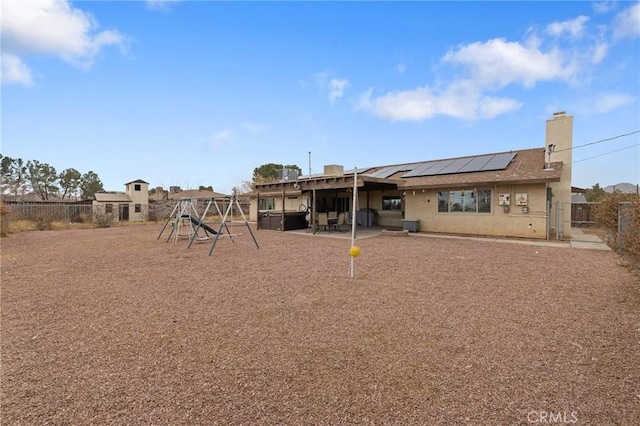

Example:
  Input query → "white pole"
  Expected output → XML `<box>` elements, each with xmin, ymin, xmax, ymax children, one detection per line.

<box><xmin>350</xmin><ymin>167</ymin><xmax>358</xmax><ymax>278</ymax></box>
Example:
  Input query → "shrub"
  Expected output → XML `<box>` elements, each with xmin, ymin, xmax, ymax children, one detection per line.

<box><xmin>33</xmin><ymin>211</ymin><xmax>56</xmax><ymax>230</ymax></box>
<box><xmin>93</xmin><ymin>210</ymin><xmax>117</xmax><ymax>228</ymax></box>
<box><xmin>79</xmin><ymin>212</ymin><xmax>93</xmax><ymax>224</ymax></box>
<box><xmin>0</xmin><ymin>201</ymin><xmax>10</xmax><ymax>237</ymax></box>
<box><xmin>595</xmin><ymin>193</ymin><xmax>640</xmax><ymax>265</ymax></box>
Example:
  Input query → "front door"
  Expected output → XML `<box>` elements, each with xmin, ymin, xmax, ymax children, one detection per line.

<box><xmin>120</xmin><ymin>204</ymin><xmax>129</xmax><ymax>221</ymax></box>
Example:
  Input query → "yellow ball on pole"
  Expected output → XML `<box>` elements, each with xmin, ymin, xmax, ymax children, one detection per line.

<box><xmin>349</xmin><ymin>245</ymin><xmax>361</xmax><ymax>258</ymax></box>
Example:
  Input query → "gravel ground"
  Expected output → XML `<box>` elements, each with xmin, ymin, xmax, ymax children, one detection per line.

<box><xmin>1</xmin><ymin>224</ymin><xmax>639</xmax><ymax>425</ymax></box>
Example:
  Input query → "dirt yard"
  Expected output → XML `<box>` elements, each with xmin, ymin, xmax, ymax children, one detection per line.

<box><xmin>1</xmin><ymin>224</ymin><xmax>639</xmax><ymax>425</ymax></box>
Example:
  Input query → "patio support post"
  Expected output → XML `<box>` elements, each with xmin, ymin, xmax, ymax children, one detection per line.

<box><xmin>366</xmin><ymin>190</ymin><xmax>371</xmax><ymax>227</ymax></box>
<box><xmin>281</xmin><ymin>189</ymin><xmax>285</xmax><ymax>232</ymax></box>
<box><xmin>256</xmin><ymin>192</ymin><xmax>260</xmax><ymax>230</ymax></box>
<box><xmin>312</xmin><ymin>188</ymin><xmax>317</xmax><ymax>234</ymax></box>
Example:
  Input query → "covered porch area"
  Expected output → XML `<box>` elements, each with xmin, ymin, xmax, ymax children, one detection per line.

<box><xmin>253</xmin><ymin>170</ymin><xmax>402</xmax><ymax>235</ymax></box>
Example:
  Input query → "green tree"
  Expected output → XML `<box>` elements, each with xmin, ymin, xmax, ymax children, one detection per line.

<box><xmin>0</xmin><ymin>155</ymin><xmax>28</xmax><ymax>197</ymax></box>
<box><xmin>585</xmin><ymin>183</ymin><xmax>607</xmax><ymax>202</ymax></box>
<box><xmin>80</xmin><ymin>171</ymin><xmax>105</xmax><ymax>199</ymax></box>
<box><xmin>198</xmin><ymin>185</ymin><xmax>214</xmax><ymax>192</ymax></box>
<box><xmin>27</xmin><ymin>160</ymin><xmax>59</xmax><ymax>200</ymax></box>
<box><xmin>252</xmin><ymin>163</ymin><xmax>302</xmax><ymax>183</ymax></box>
<box><xmin>59</xmin><ymin>168</ymin><xmax>82</xmax><ymax>199</ymax></box>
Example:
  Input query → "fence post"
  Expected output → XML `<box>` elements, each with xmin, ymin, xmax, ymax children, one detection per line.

<box><xmin>555</xmin><ymin>201</ymin><xmax>560</xmax><ymax>240</ymax></box>
<box><xmin>618</xmin><ymin>202</ymin><xmax>631</xmax><ymax>253</ymax></box>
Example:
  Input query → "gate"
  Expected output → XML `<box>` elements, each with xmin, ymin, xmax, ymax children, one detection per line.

<box><xmin>557</xmin><ymin>202</ymin><xmax>604</xmax><ymax>242</ymax></box>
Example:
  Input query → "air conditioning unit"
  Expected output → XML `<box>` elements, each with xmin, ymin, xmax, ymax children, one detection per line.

<box><xmin>324</xmin><ymin>164</ymin><xmax>344</xmax><ymax>177</ymax></box>
<box><xmin>279</xmin><ymin>168</ymin><xmax>299</xmax><ymax>182</ymax></box>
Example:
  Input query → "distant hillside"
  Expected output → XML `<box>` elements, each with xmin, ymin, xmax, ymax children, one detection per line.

<box><xmin>604</xmin><ymin>182</ymin><xmax>639</xmax><ymax>194</ymax></box>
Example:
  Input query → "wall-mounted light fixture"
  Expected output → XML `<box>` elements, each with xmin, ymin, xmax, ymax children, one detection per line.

<box><xmin>545</xmin><ymin>144</ymin><xmax>556</xmax><ymax>169</ymax></box>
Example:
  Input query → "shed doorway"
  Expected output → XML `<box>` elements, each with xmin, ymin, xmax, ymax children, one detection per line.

<box><xmin>120</xmin><ymin>204</ymin><xmax>129</xmax><ymax>222</ymax></box>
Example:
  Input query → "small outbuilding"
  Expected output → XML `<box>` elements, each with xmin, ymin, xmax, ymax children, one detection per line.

<box><xmin>92</xmin><ymin>179</ymin><xmax>150</xmax><ymax>222</ymax></box>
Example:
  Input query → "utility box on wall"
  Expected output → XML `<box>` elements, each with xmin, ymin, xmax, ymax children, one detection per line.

<box><xmin>402</xmin><ymin>219</ymin><xmax>420</xmax><ymax>232</ymax></box>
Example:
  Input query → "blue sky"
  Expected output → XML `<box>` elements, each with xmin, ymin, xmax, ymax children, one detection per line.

<box><xmin>2</xmin><ymin>0</ymin><xmax>639</xmax><ymax>193</ymax></box>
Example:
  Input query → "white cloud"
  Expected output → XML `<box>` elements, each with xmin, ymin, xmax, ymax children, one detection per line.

<box><xmin>329</xmin><ymin>78</ymin><xmax>349</xmax><ymax>104</ymax></box>
<box><xmin>356</xmin><ymin>81</ymin><xmax>522</xmax><ymax>122</ymax></box>
<box><xmin>356</xmin><ymin>16</ymin><xmax>626</xmax><ymax>123</ymax></box>
<box><xmin>545</xmin><ymin>16</ymin><xmax>589</xmax><ymax>38</ymax></box>
<box><xmin>211</xmin><ymin>130</ymin><xmax>233</xmax><ymax>148</ymax></box>
<box><xmin>145</xmin><ymin>0</ymin><xmax>184</xmax><ymax>12</ymax></box>
<box><xmin>442</xmin><ymin>38</ymin><xmax>574</xmax><ymax>89</ymax></box>
<box><xmin>314</xmin><ymin>72</ymin><xmax>349</xmax><ymax>104</ymax></box>
<box><xmin>0</xmin><ymin>0</ymin><xmax>126</xmax><ymax>85</ymax></box>
<box><xmin>612</xmin><ymin>3</ymin><xmax>640</xmax><ymax>39</ymax></box>
<box><xmin>590</xmin><ymin>41</ymin><xmax>609</xmax><ymax>64</ymax></box>
<box><xmin>593</xmin><ymin>2</ymin><xmax>616</xmax><ymax>15</ymax></box>
<box><xmin>396</xmin><ymin>63</ymin><xmax>407</xmax><ymax>74</ymax></box>
<box><xmin>592</xmin><ymin>92</ymin><xmax>636</xmax><ymax>113</ymax></box>
<box><xmin>1</xmin><ymin>53</ymin><xmax>33</xmax><ymax>86</ymax></box>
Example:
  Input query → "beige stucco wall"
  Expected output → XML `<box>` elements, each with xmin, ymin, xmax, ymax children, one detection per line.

<box><xmin>355</xmin><ymin>190</ymin><xmax>403</xmax><ymax>227</ymax></box>
<box><xmin>126</xmin><ymin>182</ymin><xmax>149</xmax><ymax>222</ymax></box>
<box><xmin>250</xmin><ymin>193</ymin><xmax>310</xmax><ymax>222</ymax></box>
<box><xmin>403</xmin><ymin>184</ymin><xmax>549</xmax><ymax>239</ymax></box>
<box><xmin>546</xmin><ymin>113</ymin><xmax>573</xmax><ymax>238</ymax></box>
<box><xmin>253</xmin><ymin>181</ymin><xmax>555</xmax><ymax>239</ymax></box>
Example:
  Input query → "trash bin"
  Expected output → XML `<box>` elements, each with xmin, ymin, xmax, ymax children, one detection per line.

<box><xmin>402</xmin><ymin>219</ymin><xmax>420</xmax><ymax>232</ymax></box>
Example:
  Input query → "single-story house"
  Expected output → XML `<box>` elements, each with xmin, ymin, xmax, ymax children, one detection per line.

<box><xmin>250</xmin><ymin>112</ymin><xmax>573</xmax><ymax>240</ymax></box>
<box><xmin>93</xmin><ymin>179</ymin><xmax>150</xmax><ymax>222</ymax></box>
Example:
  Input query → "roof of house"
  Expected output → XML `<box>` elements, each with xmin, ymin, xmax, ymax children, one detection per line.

<box><xmin>168</xmin><ymin>189</ymin><xmax>230</xmax><ymax>200</ymax></box>
<box><xmin>95</xmin><ymin>193</ymin><xmax>132</xmax><ymax>202</ymax></box>
<box><xmin>125</xmin><ymin>179</ymin><xmax>149</xmax><ymax>185</ymax></box>
<box><xmin>254</xmin><ymin>147</ymin><xmax>562</xmax><ymax>193</ymax></box>
<box><xmin>387</xmin><ymin>148</ymin><xmax>562</xmax><ymax>189</ymax></box>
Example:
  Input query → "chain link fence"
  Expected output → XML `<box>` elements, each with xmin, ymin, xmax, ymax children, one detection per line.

<box><xmin>571</xmin><ymin>202</ymin><xmax>599</xmax><ymax>227</ymax></box>
<box><xmin>4</xmin><ymin>202</ymin><xmax>95</xmax><ymax>230</ymax></box>
<box><xmin>2</xmin><ymin>199</ymin><xmax>253</xmax><ymax>231</ymax></box>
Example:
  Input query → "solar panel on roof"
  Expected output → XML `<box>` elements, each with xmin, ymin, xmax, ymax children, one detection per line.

<box><xmin>400</xmin><ymin>152</ymin><xmax>516</xmax><ymax>178</ymax></box>
<box><xmin>402</xmin><ymin>161</ymin><xmax>435</xmax><ymax>178</ymax></box>
<box><xmin>456</xmin><ymin>154</ymin><xmax>493</xmax><ymax>173</ymax></box>
<box><xmin>367</xmin><ymin>167</ymin><xmax>392</xmax><ymax>178</ymax></box>
<box><xmin>480</xmin><ymin>152</ymin><xmax>516</xmax><ymax>171</ymax></box>
<box><xmin>435</xmin><ymin>157</ymin><xmax>474</xmax><ymax>175</ymax></box>
<box><xmin>368</xmin><ymin>163</ymin><xmax>419</xmax><ymax>178</ymax></box>
<box><xmin>426</xmin><ymin>159</ymin><xmax>455</xmax><ymax>175</ymax></box>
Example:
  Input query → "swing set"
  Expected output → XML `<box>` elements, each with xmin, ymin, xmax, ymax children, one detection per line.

<box><xmin>157</xmin><ymin>195</ymin><xmax>259</xmax><ymax>255</ymax></box>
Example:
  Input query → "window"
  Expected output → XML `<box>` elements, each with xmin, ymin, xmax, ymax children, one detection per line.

<box><xmin>478</xmin><ymin>189</ymin><xmax>492</xmax><ymax>213</ymax></box>
<box><xmin>259</xmin><ymin>198</ymin><xmax>275</xmax><ymax>210</ymax></box>
<box><xmin>438</xmin><ymin>189</ymin><xmax>491</xmax><ymax>213</ymax></box>
<box><xmin>106</xmin><ymin>204</ymin><xmax>113</xmax><ymax>214</ymax></box>
<box><xmin>135</xmin><ymin>204</ymin><xmax>141</xmax><ymax>213</ymax></box>
<box><xmin>334</xmin><ymin>197</ymin><xmax>350</xmax><ymax>213</ymax></box>
<box><xmin>382</xmin><ymin>195</ymin><xmax>402</xmax><ymax>211</ymax></box>
<box><xmin>134</xmin><ymin>184</ymin><xmax>141</xmax><ymax>191</ymax></box>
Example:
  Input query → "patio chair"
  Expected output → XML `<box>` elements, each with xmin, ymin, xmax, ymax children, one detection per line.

<box><xmin>334</xmin><ymin>212</ymin><xmax>346</xmax><ymax>231</ymax></box>
<box><xmin>317</xmin><ymin>212</ymin><xmax>329</xmax><ymax>232</ymax></box>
